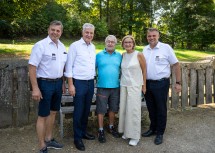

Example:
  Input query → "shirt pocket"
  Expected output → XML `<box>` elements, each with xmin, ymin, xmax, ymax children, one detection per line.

<box><xmin>42</xmin><ymin>53</ymin><xmax>52</xmax><ymax>62</ymax></box>
<box><xmin>154</xmin><ymin>55</ymin><xmax>169</xmax><ymax>74</ymax></box>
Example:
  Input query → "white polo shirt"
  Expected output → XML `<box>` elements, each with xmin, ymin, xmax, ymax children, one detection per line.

<box><xmin>29</xmin><ymin>36</ymin><xmax>67</xmax><ymax>79</ymax></box>
<box><xmin>143</xmin><ymin>42</ymin><xmax>178</xmax><ymax>80</ymax></box>
<box><xmin>64</xmin><ymin>38</ymin><xmax>96</xmax><ymax>80</ymax></box>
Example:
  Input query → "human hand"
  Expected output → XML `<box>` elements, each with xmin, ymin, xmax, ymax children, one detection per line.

<box><xmin>68</xmin><ymin>84</ymin><xmax>75</xmax><ymax>96</ymax></box>
<box><xmin>32</xmin><ymin>88</ymin><xmax>43</xmax><ymax>102</ymax></box>
<box><xmin>142</xmin><ymin>85</ymin><xmax>146</xmax><ymax>94</ymax></box>
<box><xmin>174</xmin><ymin>84</ymin><xmax>181</xmax><ymax>93</ymax></box>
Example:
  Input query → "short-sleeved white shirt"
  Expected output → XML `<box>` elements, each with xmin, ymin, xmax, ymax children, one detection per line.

<box><xmin>64</xmin><ymin>38</ymin><xmax>96</xmax><ymax>80</ymax></box>
<box><xmin>143</xmin><ymin>42</ymin><xmax>178</xmax><ymax>80</ymax></box>
<box><xmin>28</xmin><ymin>36</ymin><xmax>67</xmax><ymax>79</ymax></box>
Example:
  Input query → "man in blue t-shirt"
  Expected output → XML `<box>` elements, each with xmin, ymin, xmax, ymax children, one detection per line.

<box><xmin>96</xmin><ymin>35</ymin><xmax>122</xmax><ymax>143</ymax></box>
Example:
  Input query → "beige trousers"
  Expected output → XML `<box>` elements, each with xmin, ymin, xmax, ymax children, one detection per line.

<box><xmin>118</xmin><ymin>86</ymin><xmax>142</xmax><ymax>140</ymax></box>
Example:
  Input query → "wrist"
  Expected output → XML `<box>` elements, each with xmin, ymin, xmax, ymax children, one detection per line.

<box><xmin>176</xmin><ymin>81</ymin><xmax>181</xmax><ymax>85</ymax></box>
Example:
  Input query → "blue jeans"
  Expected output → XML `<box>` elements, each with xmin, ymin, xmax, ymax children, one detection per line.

<box><xmin>73</xmin><ymin>79</ymin><xmax>94</xmax><ymax>141</ymax></box>
<box><xmin>145</xmin><ymin>79</ymin><xmax>170</xmax><ymax>135</ymax></box>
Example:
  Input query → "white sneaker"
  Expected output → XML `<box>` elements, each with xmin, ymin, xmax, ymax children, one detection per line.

<box><xmin>122</xmin><ymin>135</ymin><xmax>128</xmax><ymax>140</ymax></box>
<box><xmin>129</xmin><ymin>139</ymin><xmax>139</xmax><ymax>146</ymax></box>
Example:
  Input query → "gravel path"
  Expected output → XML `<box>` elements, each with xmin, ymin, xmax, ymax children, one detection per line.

<box><xmin>0</xmin><ymin>104</ymin><xmax>215</xmax><ymax>153</ymax></box>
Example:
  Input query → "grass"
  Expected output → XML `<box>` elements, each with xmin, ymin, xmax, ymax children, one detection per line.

<box><xmin>0</xmin><ymin>38</ymin><xmax>214</xmax><ymax>62</ymax></box>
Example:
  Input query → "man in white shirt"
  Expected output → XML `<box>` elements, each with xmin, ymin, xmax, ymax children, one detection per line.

<box><xmin>29</xmin><ymin>20</ymin><xmax>67</xmax><ymax>153</ymax></box>
<box><xmin>142</xmin><ymin>28</ymin><xmax>181</xmax><ymax>145</ymax></box>
<box><xmin>64</xmin><ymin>23</ymin><xmax>96</xmax><ymax>151</ymax></box>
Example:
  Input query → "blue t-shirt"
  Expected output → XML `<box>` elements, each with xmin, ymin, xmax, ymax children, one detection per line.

<box><xmin>96</xmin><ymin>49</ymin><xmax>122</xmax><ymax>88</ymax></box>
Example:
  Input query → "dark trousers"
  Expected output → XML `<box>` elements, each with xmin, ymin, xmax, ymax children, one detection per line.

<box><xmin>73</xmin><ymin>79</ymin><xmax>94</xmax><ymax>141</ymax></box>
<box><xmin>145</xmin><ymin>79</ymin><xmax>170</xmax><ymax>135</ymax></box>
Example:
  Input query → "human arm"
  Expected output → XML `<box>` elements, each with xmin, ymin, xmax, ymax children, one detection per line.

<box><xmin>138</xmin><ymin>52</ymin><xmax>147</xmax><ymax>94</ymax></box>
<box><xmin>64</xmin><ymin>43</ymin><xmax>77</xmax><ymax>96</ymax></box>
<box><xmin>67</xmin><ymin>77</ymin><xmax>75</xmax><ymax>96</ymax></box>
<box><xmin>29</xmin><ymin>64</ymin><xmax>43</xmax><ymax>101</ymax></box>
<box><xmin>172</xmin><ymin>62</ymin><xmax>181</xmax><ymax>93</ymax></box>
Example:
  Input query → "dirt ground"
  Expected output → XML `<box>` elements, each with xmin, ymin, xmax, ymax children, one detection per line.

<box><xmin>0</xmin><ymin>104</ymin><xmax>215</xmax><ymax>153</ymax></box>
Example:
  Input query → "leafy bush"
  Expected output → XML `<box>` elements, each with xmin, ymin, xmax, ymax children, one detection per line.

<box><xmin>208</xmin><ymin>44</ymin><xmax>215</xmax><ymax>52</ymax></box>
<box><xmin>93</xmin><ymin>20</ymin><xmax>108</xmax><ymax>40</ymax></box>
<box><xmin>63</xmin><ymin>15</ymin><xmax>82</xmax><ymax>38</ymax></box>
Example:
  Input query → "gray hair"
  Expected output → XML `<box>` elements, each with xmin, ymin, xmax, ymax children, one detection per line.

<box><xmin>147</xmin><ymin>28</ymin><xmax>159</xmax><ymax>34</ymax></box>
<box><xmin>105</xmin><ymin>35</ymin><xmax>117</xmax><ymax>44</ymax></box>
<box><xmin>50</xmin><ymin>20</ymin><xmax>63</xmax><ymax>31</ymax></box>
<box><xmin>82</xmin><ymin>23</ymin><xmax>95</xmax><ymax>31</ymax></box>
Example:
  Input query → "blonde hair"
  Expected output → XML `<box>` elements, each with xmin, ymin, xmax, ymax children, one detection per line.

<box><xmin>121</xmin><ymin>35</ymin><xmax>136</xmax><ymax>49</ymax></box>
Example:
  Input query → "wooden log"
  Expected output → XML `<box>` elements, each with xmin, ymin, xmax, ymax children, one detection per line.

<box><xmin>15</xmin><ymin>67</ymin><xmax>30</xmax><ymax>126</ymax></box>
<box><xmin>205</xmin><ymin>67</ymin><xmax>213</xmax><ymax>103</ymax></box>
<box><xmin>197</xmin><ymin>69</ymin><xmax>205</xmax><ymax>104</ymax></box>
<box><xmin>190</xmin><ymin>69</ymin><xmax>197</xmax><ymax>106</ymax></box>
<box><xmin>0</xmin><ymin>69</ymin><xmax>13</xmax><ymax>127</ymax></box>
<box><xmin>171</xmin><ymin>68</ymin><xmax>180</xmax><ymax>109</ymax></box>
<box><xmin>214</xmin><ymin>70</ymin><xmax>215</xmax><ymax>103</ymax></box>
<box><xmin>181</xmin><ymin>67</ymin><xmax>189</xmax><ymax>108</ymax></box>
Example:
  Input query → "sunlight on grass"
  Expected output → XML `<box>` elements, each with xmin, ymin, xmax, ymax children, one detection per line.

<box><xmin>0</xmin><ymin>39</ymin><xmax>214</xmax><ymax>62</ymax></box>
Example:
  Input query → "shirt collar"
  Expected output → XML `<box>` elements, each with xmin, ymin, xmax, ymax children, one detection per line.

<box><xmin>104</xmin><ymin>48</ymin><xmax>116</xmax><ymax>54</ymax></box>
<box><xmin>47</xmin><ymin>36</ymin><xmax>62</xmax><ymax>45</ymax></box>
<box><xmin>146</xmin><ymin>41</ymin><xmax>160</xmax><ymax>50</ymax></box>
<box><xmin>80</xmin><ymin>38</ymin><xmax>92</xmax><ymax>45</ymax></box>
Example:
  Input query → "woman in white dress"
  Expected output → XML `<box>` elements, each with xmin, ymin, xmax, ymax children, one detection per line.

<box><xmin>118</xmin><ymin>35</ymin><xmax>147</xmax><ymax>146</ymax></box>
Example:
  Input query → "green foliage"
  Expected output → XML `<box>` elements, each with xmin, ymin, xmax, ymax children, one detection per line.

<box><xmin>0</xmin><ymin>0</ymin><xmax>215</xmax><ymax>51</ymax></box>
<box><xmin>30</xmin><ymin>1</ymin><xmax>68</xmax><ymax>36</ymax></box>
<box><xmin>93</xmin><ymin>20</ymin><xmax>108</xmax><ymax>40</ymax></box>
<box><xmin>63</xmin><ymin>15</ymin><xmax>82</xmax><ymax>38</ymax></box>
<box><xmin>208</xmin><ymin>44</ymin><xmax>215</xmax><ymax>52</ymax></box>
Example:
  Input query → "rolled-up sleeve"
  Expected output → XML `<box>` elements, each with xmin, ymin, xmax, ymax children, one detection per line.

<box><xmin>64</xmin><ymin>44</ymin><xmax>76</xmax><ymax>78</ymax></box>
<box><xmin>28</xmin><ymin>43</ymin><xmax>43</xmax><ymax>67</ymax></box>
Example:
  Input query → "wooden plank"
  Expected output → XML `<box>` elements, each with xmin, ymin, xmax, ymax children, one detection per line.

<box><xmin>181</xmin><ymin>67</ymin><xmax>189</xmax><ymax>108</ymax></box>
<box><xmin>205</xmin><ymin>67</ymin><xmax>213</xmax><ymax>103</ymax></box>
<box><xmin>15</xmin><ymin>67</ymin><xmax>30</xmax><ymax>126</ymax></box>
<box><xmin>171</xmin><ymin>68</ymin><xmax>180</xmax><ymax>109</ymax></box>
<box><xmin>0</xmin><ymin>69</ymin><xmax>13</xmax><ymax>127</ymax></box>
<box><xmin>190</xmin><ymin>69</ymin><xmax>197</xmax><ymax>106</ymax></box>
<box><xmin>214</xmin><ymin>70</ymin><xmax>215</xmax><ymax>103</ymax></box>
<box><xmin>197</xmin><ymin>69</ymin><xmax>205</xmax><ymax>105</ymax></box>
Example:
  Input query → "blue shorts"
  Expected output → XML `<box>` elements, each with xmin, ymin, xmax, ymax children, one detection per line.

<box><xmin>37</xmin><ymin>79</ymin><xmax>63</xmax><ymax>117</ymax></box>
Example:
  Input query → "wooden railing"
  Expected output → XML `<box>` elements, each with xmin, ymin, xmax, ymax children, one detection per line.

<box><xmin>0</xmin><ymin>59</ymin><xmax>214</xmax><ymax>128</ymax></box>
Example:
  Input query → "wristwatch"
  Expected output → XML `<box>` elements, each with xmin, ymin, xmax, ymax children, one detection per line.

<box><xmin>176</xmin><ymin>81</ymin><xmax>181</xmax><ymax>85</ymax></box>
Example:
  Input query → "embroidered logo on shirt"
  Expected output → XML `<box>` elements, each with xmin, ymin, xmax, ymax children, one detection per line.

<box><xmin>155</xmin><ymin>56</ymin><xmax>159</xmax><ymax>61</ymax></box>
<box><xmin>52</xmin><ymin>53</ymin><xmax>56</xmax><ymax>60</ymax></box>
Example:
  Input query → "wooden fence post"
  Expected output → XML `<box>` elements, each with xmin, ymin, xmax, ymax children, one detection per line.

<box><xmin>205</xmin><ymin>67</ymin><xmax>213</xmax><ymax>103</ymax></box>
<box><xmin>190</xmin><ymin>69</ymin><xmax>197</xmax><ymax>106</ymax></box>
<box><xmin>214</xmin><ymin>70</ymin><xmax>215</xmax><ymax>103</ymax></box>
<box><xmin>197</xmin><ymin>69</ymin><xmax>205</xmax><ymax>104</ymax></box>
<box><xmin>0</xmin><ymin>69</ymin><xmax>13</xmax><ymax>127</ymax></box>
<box><xmin>181</xmin><ymin>67</ymin><xmax>189</xmax><ymax>108</ymax></box>
<box><xmin>15</xmin><ymin>66</ymin><xmax>30</xmax><ymax>126</ymax></box>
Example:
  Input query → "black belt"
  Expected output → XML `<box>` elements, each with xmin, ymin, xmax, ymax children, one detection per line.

<box><xmin>38</xmin><ymin>77</ymin><xmax>62</xmax><ymax>81</ymax></box>
<box><xmin>147</xmin><ymin>77</ymin><xmax>169</xmax><ymax>82</ymax></box>
<box><xmin>73</xmin><ymin>78</ymin><xmax>94</xmax><ymax>82</ymax></box>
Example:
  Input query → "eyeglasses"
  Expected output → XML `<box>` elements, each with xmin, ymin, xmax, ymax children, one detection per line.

<box><xmin>106</xmin><ymin>41</ymin><xmax>115</xmax><ymax>44</ymax></box>
<box><xmin>124</xmin><ymin>41</ymin><xmax>133</xmax><ymax>44</ymax></box>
